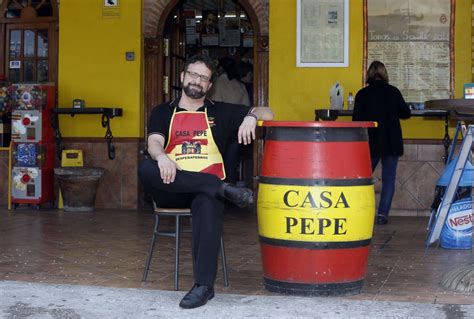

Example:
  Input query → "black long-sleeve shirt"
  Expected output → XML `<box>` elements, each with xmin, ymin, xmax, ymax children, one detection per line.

<box><xmin>352</xmin><ymin>80</ymin><xmax>411</xmax><ymax>157</ymax></box>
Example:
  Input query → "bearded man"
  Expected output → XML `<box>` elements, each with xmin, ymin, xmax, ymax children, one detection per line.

<box><xmin>138</xmin><ymin>54</ymin><xmax>274</xmax><ymax>309</ymax></box>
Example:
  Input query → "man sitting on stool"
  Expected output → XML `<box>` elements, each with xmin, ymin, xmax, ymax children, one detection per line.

<box><xmin>138</xmin><ymin>54</ymin><xmax>274</xmax><ymax>309</ymax></box>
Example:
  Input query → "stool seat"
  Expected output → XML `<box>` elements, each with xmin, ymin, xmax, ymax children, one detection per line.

<box><xmin>154</xmin><ymin>208</ymin><xmax>193</xmax><ymax>215</ymax></box>
<box><xmin>142</xmin><ymin>205</ymin><xmax>229</xmax><ymax>290</ymax></box>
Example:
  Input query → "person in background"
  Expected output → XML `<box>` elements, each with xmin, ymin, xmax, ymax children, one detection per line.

<box><xmin>238</xmin><ymin>61</ymin><xmax>253</xmax><ymax>105</ymax></box>
<box><xmin>201</xmin><ymin>11</ymin><xmax>219</xmax><ymax>34</ymax></box>
<box><xmin>138</xmin><ymin>54</ymin><xmax>273</xmax><ymax>309</ymax></box>
<box><xmin>208</xmin><ymin>57</ymin><xmax>250</xmax><ymax>106</ymax></box>
<box><xmin>208</xmin><ymin>57</ymin><xmax>250</xmax><ymax>185</ymax></box>
<box><xmin>352</xmin><ymin>60</ymin><xmax>411</xmax><ymax>225</ymax></box>
<box><xmin>237</xmin><ymin>61</ymin><xmax>254</xmax><ymax>188</ymax></box>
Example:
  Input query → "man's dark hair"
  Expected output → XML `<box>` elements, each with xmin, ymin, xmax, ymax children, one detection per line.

<box><xmin>238</xmin><ymin>61</ymin><xmax>253</xmax><ymax>79</ymax></box>
<box><xmin>183</xmin><ymin>54</ymin><xmax>216</xmax><ymax>82</ymax></box>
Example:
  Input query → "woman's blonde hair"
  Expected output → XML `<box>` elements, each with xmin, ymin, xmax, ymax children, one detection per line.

<box><xmin>366</xmin><ymin>60</ymin><xmax>389</xmax><ymax>83</ymax></box>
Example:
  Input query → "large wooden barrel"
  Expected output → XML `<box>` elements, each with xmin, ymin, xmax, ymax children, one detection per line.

<box><xmin>257</xmin><ymin>121</ymin><xmax>376</xmax><ymax>296</ymax></box>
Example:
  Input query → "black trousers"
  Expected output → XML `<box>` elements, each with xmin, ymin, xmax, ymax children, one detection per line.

<box><xmin>138</xmin><ymin>158</ymin><xmax>224</xmax><ymax>286</ymax></box>
<box><xmin>224</xmin><ymin>140</ymin><xmax>254</xmax><ymax>187</ymax></box>
<box><xmin>223</xmin><ymin>140</ymin><xmax>240</xmax><ymax>184</ymax></box>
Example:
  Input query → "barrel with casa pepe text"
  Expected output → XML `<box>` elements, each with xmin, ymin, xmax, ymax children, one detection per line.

<box><xmin>257</xmin><ymin>121</ymin><xmax>377</xmax><ymax>296</ymax></box>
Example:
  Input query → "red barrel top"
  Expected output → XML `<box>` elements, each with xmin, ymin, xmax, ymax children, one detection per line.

<box><xmin>259</xmin><ymin>121</ymin><xmax>377</xmax><ymax>128</ymax></box>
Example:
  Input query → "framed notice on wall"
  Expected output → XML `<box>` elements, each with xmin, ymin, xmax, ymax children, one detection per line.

<box><xmin>296</xmin><ymin>0</ymin><xmax>349</xmax><ymax>67</ymax></box>
<box><xmin>364</xmin><ymin>0</ymin><xmax>454</xmax><ymax>103</ymax></box>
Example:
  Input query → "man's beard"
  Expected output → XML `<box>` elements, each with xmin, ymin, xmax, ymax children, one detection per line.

<box><xmin>183</xmin><ymin>83</ymin><xmax>206</xmax><ymax>99</ymax></box>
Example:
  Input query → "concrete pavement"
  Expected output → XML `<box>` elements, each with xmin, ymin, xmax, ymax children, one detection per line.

<box><xmin>0</xmin><ymin>281</ymin><xmax>472</xmax><ymax>318</ymax></box>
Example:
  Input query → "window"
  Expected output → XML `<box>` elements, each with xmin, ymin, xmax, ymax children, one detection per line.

<box><xmin>8</xmin><ymin>27</ymin><xmax>50</xmax><ymax>83</ymax></box>
<box><xmin>0</xmin><ymin>0</ymin><xmax>58</xmax><ymax>83</ymax></box>
<box><xmin>5</xmin><ymin>0</ymin><xmax>54</xmax><ymax>18</ymax></box>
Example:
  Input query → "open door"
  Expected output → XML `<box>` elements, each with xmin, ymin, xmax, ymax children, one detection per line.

<box><xmin>162</xmin><ymin>5</ymin><xmax>187</xmax><ymax>101</ymax></box>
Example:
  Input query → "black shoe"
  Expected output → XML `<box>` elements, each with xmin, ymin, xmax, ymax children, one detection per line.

<box><xmin>222</xmin><ymin>184</ymin><xmax>253</xmax><ymax>208</ymax></box>
<box><xmin>179</xmin><ymin>284</ymin><xmax>215</xmax><ymax>309</ymax></box>
<box><xmin>376</xmin><ymin>215</ymin><xmax>388</xmax><ymax>225</ymax></box>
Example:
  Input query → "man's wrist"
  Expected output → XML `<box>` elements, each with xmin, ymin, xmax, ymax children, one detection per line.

<box><xmin>245</xmin><ymin>113</ymin><xmax>258</xmax><ymax>121</ymax></box>
<box><xmin>155</xmin><ymin>154</ymin><xmax>167</xmax><ymax>161</ymax></box>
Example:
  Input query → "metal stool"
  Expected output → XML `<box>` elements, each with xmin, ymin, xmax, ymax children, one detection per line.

<box><xmin>142</xmin><ymin>205</ymin><xmax>229</xmax><ymax>290</ymax></box>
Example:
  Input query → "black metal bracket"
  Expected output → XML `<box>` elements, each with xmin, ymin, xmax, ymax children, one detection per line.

<box><xmin>52</xmin><ymin>108</ymin><xmax>123</xmax><ymax>160</ymax></box>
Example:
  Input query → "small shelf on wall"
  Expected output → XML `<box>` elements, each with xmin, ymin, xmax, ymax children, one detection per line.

<box><xmin>52</xmin><ymin>107</ymin><xmax>123</xmax><ymax>160</ymax></box>
<box><xmin>314</xmin><ymin>108</ymin><xmax>451</xmax><ymax>162</ymax></box>
<box><xmin>53</xmin><ymin>108</ymin><xmax>123</xmax><ymax>118</ymax></box>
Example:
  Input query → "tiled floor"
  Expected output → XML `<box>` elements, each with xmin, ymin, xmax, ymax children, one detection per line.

<box><xmin>0</xmin><ymin>206</ymin><xmax>472</xmax><ymax>305</ymax></box>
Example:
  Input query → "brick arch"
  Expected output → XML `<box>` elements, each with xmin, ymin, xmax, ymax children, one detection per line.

<box><xmin>143</xmin><ymin>0</ymin><xmax>268</xmax><ymax>39</ymax></box>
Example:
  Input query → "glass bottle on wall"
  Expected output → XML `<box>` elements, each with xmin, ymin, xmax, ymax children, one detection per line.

<box><xmin>347</xmin><ymin>92</ymin><xmax>354</xmax><ymax>110</ymax></box>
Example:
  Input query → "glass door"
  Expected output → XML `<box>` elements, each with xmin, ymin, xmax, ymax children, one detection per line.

<box><xmin>6</xmin><ymin>24</ymin><xmax>51</xmax><ymax>83</ymax></box>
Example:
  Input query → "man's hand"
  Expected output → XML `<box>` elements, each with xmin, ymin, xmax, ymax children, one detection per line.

<box><xmin>238</xmin><ymin>115</ymin><xmax>257</xmax><ymax>145</ymax></box>
<box><xmin>156</xmin><ymin>154</ymin><xmax>181</xmax><ymax>184</ymax></box>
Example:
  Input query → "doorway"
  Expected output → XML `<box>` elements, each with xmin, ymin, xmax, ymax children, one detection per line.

<box><xmin>161</xmin><ymin>1</ymin><xmax>255</xmax><ymax>102</ymax></box>
<box><xmin>143</xmin><ymin>0</ymin><xmax>269</xmax><ymax>128</ymax></box>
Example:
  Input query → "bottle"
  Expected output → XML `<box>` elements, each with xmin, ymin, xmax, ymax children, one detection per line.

<box><xmin>347</xmin><ymin>92</ymin><xmax>354</xmax><ymax>110</ymax></box>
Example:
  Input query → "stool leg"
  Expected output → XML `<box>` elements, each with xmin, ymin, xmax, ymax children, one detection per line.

<box><xmin>174</xmin><ymin>215</ymin><xmax>181</xmax><ymax>291</ymax></box>
<box><xmin>220</xmin><ymin>236</ymin><xmax>229</xmax><ymax>287</ymax></box>
<box><xmin>142</xmin><ymin>214</ymin><xmax>160</xmax><ymax>282</ymax></box>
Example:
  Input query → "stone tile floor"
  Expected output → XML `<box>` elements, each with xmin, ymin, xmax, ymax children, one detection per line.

<box><xmin>0</xmin><ymin>206</ymin><xmax>472</xmax><ymax>305</ymax></box>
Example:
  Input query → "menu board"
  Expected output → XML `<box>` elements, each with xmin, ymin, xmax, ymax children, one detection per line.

<box><xmin>366</xmin><ymin>0</ymin><xmax>453</xmax><ymax>103</ymax></box>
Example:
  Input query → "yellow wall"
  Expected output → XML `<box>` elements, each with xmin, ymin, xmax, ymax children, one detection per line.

<box><xmin>472</xmin><ymin>0</ymin><xmax>474</xmax><ymax>82</ymax></box>
<box><xmin>58</xmin><ymin>0</ymin><xmax>143</xmax><ymax>138</ymax></box>
<box><xmin>269</xmin><ymin>0</ymin><xmax>472</xmax><ymax>139</ymax></box>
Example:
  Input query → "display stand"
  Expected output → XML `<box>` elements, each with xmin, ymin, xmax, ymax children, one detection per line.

<box><xmin>426</xmin><ymin>124</ymin><xmax>473</xmax><ymax>246</ymax></box>
<box><xmin>10</xmin><ymin>84</ymin><xmax>55</xmax><ymax>210</ymax></box>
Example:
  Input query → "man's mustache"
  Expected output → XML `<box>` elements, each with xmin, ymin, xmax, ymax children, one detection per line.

<box><xmin>189</xmin><ymin>83</ymin><xmax>203</xmax><ymax>90</ymax></box>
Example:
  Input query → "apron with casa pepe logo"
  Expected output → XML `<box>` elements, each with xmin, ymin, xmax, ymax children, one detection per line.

<box><xmin>165</xmin><ymin>108</ymin><xmax>226</xmax><ymax>180</ymax></box>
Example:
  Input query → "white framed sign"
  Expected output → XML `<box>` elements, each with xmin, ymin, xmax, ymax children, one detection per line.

<box><xmin>9</xmin><ymin>61</ymin><xmax>21</xmax><ymax>69</ymax></box>
<box><xmin>296</xmin><ymin>0</ymin><xmax>349</xmax><ymax>67</ymax></box>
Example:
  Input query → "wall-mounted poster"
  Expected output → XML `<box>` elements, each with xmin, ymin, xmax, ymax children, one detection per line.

<box><xmin>200</xmin><ymin>10</ymin><xmax>219</xmax><ymax>46</ymax></box>
<box><xmin>365</xmin><ymin>0</ymin><xmax>454</xmax><ymax>103</ymax></box>
<box><xmin>297</xmin><ymin>0</ymin><xmax>349</xmax><ymax>67</ymax></box>
<box><xmin>219</xmin><ymin>17</ymin><xmax>241</xmax><ymax>47</ymax></box>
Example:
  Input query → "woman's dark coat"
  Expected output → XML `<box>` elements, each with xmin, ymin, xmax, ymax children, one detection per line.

<box><xmin>352</xmin><ymin>80</ymin><xmax>411</xmax><ymax>157</ymax></box>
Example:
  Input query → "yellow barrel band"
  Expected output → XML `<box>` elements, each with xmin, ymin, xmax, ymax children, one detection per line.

<box><xmin>257</xmin><ymin>182</ymin><xmax>375</xmax><ymax>242</ymax></box>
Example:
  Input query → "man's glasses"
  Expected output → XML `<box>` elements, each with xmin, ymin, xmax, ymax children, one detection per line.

<box><xmin>186</xmin><ymin>71</ymin><xmax>211</xmax><ymax>83</ymax></box>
